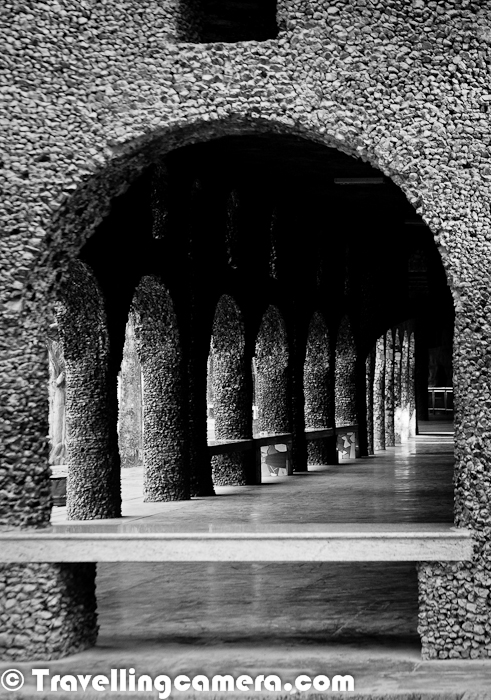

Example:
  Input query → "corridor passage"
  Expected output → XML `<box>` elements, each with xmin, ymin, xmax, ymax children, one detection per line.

<box><xmin>52</xmin><ymin>422</ymin><xmax>454</xmax><ymax>649</ymax></box>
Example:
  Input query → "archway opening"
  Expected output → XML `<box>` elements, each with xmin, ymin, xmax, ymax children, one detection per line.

<box><xmin>54</xmin><ymin>131</ymin><xmax>454</xmax><ymax>651</ymax></box>
<box><xmin>55</xmin><ymin>131</ymin><xmax>455</xmax><ymax>510</ymax></box>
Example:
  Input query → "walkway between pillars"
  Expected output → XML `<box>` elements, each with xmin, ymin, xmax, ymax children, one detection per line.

<box><xmin>46</xmin><ymin>425</ymin><xmax>455</xmax><ymax>648</ymax></box>
<box><xmin>51</xmin><ymin>421</ymin><xmax>455</xmax><ymax>527</ymax></box>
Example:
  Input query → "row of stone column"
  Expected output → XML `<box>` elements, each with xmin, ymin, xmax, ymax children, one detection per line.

<box><xmin>57</xmin><ymin>263</ymin><xmax>363</xmax><ymax>519</ymax></box>
<box><xmin>208</xmin><ymin>305</ymin><xmax>359</xmax><ymax>480</ymax></box>
<box><xmin>366</xmin><ymin>324</ymin><xmax>416</xmax><ymax>455</ymax></box>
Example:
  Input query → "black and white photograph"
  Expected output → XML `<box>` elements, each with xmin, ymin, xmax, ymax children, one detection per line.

<box><xmin>1</xmin><ymin>0</ymin><xmax>491</xmax><ymax>697</ymax></box>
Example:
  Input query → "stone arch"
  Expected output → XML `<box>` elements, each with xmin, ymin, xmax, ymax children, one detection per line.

<box><xmin>2</xmin><ymin>115</ymin><xmax>464</xmax><ymax>527</ymax></box>
<box><xmin>209</xmin><ymin>294</ymin><xmax>254</xmax><ymax>485</ymax></box>
<box><xmin>334</xmin><ymin>316</ymin><xmax>357</xmax><ymax>428</ymax></box>
<box><xmin>131</xmin><ymin>276</ymin><xmax>188</xmax><ymax>501</ymax></box>
<box><xmin>38</xmin><ymin>116</ymin><xmax>454</xmax><ymax>275</ymax></box>
<box><xmin>254</xmin><ymin>305</ymin><xmax>290</xmax><ymax>435</ymax></box>
<box><xmin>56</xmin><ymin>260</ymin><xmax>121</xmax><ymax>520</ymax></box>
<box><xmin>303</xmin><ymin>312</ymin><xmax>336</xmax><ymax>465</ymax></box>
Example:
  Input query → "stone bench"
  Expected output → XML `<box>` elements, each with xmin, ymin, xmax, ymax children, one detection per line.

<box><xmin>208</xmin><ymin>426</ymin><xmax>356</xmax><ymax>479</ymax></box>
<box><xmin>0</xmin><ymin>524</ymin><xmax>473</xmax><ymax>563</ymax></box>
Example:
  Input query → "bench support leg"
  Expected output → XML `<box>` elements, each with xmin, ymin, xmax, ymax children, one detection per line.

<box><xmin>0</xmin><ymin>563</ymin><xmax>97</xmax><ymax>661</ymax></box>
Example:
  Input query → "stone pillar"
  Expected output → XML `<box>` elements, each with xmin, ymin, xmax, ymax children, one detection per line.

<box><xmin>57</xmin><ymin>261</ymin><xmax>121</xmax><ymax>520</ymax></box>
<box><xmin>255</xmin><ymin>306</ymin><xmax>290</xmax><ymax>434</ymax></box>
<box><xmin>334</xmin><ymin>316</ymin><xmax>357</xmax><ymax>426</ymax></box>
<box><xmin>132</xmin><ymin>276</ymin><xmax>189</xmax><ymax>501</ymax></box>
<box><xmin>365</xmin><ymin>349</ymin><xmax>375</xmax><ymax>456</ymax></box>
<box><xmin>373</xmin><ymin>335</ymin><xmax>386</xmax><ymax>451</ymax></box>
<box><xmin>211</xmin><ymin>295</ymin><xmax>254</xmax><ymax>485</ymax></box>
<box><xmin>400</xmin><ymin>329</ymin><xmax>410</xmax><ymax>443</ymax></box>
<box><xmin>418</xmin><ymin>293</ymin><xmax>491</xmax><ymax>659</ymax></box>
<box><xmin>394</xmin><ymin>329</ymin><xmax>403</xmax><ymax>444</ymax></box>
<box><xmin>0</xmin><ymin>274</ymin><xmax>99</xmax><ymax>661</ymax></box>
<box><xmin>303</xmin><ymin>312</ymin><xmax>337</xmax><ymax>465</ymax></box>
<box><xmin>118</xmin><ymin>314</ymin><xmax>143</xmax><ymax>468</ymax></box>
<box><xmin>384</xmin><ymin>329</ymin><xmax>395</xmax><ymax>447</ymax></box>
<box><xmin>408</xmin><ymin>331</ymin><xmax>417</xmax><ymax>437</ymax></box>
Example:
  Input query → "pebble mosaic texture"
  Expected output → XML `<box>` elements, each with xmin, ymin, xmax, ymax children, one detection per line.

<box><xmin>334</xmin><ymin>316</ymin><xmax>357</xmax><ymax>425</ymax></box>
<box><xmin>304</xmin><ymin>312</ymin><xmax>336</xmax><ymax>465</ymax></box>
<box><xmin>2</xmin><ymin>0</ymin><xmax>491</xmax><ymax>660</ymax></box>
<box><xmin>255</xmin><ymin>306</ymin><xmax>291</xmax><ymax>435</ymax></box>
<box><xmin>132</xmin><ymin>276</ymin><xmax>189</xmax><ymax>501</ymax></box>
<box><xmin>57</xmin><ymin>260</ymin><xmax>121</xmax><ymax>520</ymax></box>
<box><xmin>0</xmin><ymin>563</ymin><xmax>97</xmax><ymax>661</ymax></box>
<box><xmin>211</xmin><ymin>295</ymin><xmax>252</xmax><ymax>485</ymax></box>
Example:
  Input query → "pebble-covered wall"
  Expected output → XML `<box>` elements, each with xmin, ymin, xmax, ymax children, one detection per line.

<box><xmin>254</xmin><ymin>306</ymin><xmax>290</xmax><ymax>435</ymax></box>
<box><xmin>210</xmin><ymin>295</ymin><xmax>253</xmax><ymax>485</ymax></box>
<box><xmin>3</xmin><ymin>0</ymin><xmax>491</xmax><ymax>661</ymax></box>
<box><xmin>132</xmin><ymin>276</ymin><xmax>188</xmax><ymax>501</ymax></box>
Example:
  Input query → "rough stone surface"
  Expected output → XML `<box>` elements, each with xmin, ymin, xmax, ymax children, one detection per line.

<box><xmin>255</xmin><ymin>306</ymin><xmax>290</xmax><ymax>435</ymax></box>
<box><xmin>211</xmin><ymin>295</ymin><xmax>252</xmax><ymax>486</ymax></box>
<box><xmin>334</xmin><ymin>316</ymin><xmax>357</xmax><ymax>426</ymax></box>
<box><xmin>0</xmin><ymin>563</ymin><xmax>97</xmax><ymax>661</ymax></box>
<box><xmin>304</xmin><ymin>312</ymin><xmax>336</xmax><ymax>465</ymax></box>
<box><xmin>408</xmin><ymin>331</ymin><xmax>417</xmax><ymax>437</ymax></box>
<box><xmin>384</xmin><ymin>329</ymin><xmax>396</xmax><ymax>447</ymax></box>
<box><xmin>393</xmin><ymin>328</ymin><xmax>403</xmax><ymax>445</ymax></box>
<box><xmin>373</xmin><ymin>335</ymin><xmax>386</xmax><ymax>451</ymax></box>
<box><xmin>57</xmin><ymin>261</ymin><xmax>121</xmax><ymax>520</ymax></box>
<box><xmin>132</xmin><ymin>276</ymin><xmax>189</xmax><ymax>501</ymax></box>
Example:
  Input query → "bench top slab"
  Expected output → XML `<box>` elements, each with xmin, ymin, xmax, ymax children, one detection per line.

<box><xmin>0</xmin><ymin>523</ymin><xmax>473</xmax><ymax>563</ymax></box>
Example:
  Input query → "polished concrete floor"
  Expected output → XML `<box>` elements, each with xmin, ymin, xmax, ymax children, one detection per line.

<box><xmin>7</xmin><ymin>420</ymin><xmax>491</xmax><ymax>696</ymax></box>
<box><xmin>51</xmin><ymin>422</ymin><xmax>454</xmax><ymax>529</ymax></box>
